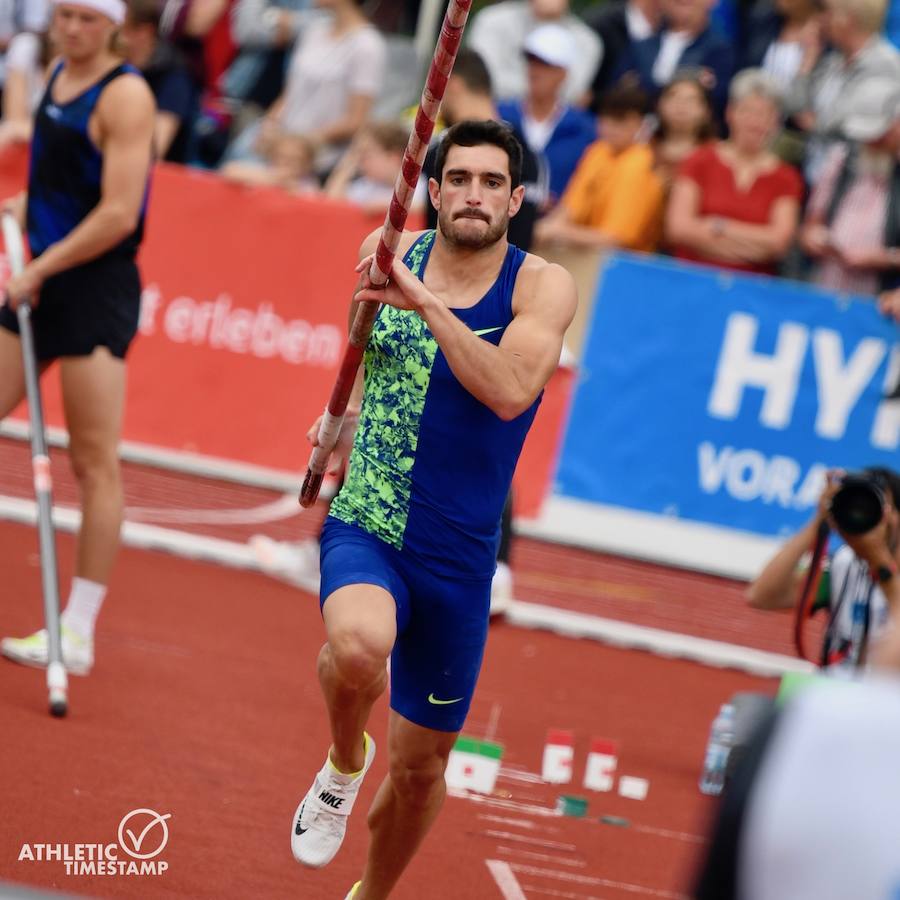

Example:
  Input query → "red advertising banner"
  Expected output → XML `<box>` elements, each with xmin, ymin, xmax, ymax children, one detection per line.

<box><xmin>0</xmin><ymin>149</ymin><xmax>571</xmax><ymax>516</ymax></box>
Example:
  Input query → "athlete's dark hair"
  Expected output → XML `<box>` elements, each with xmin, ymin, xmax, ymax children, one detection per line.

<box><xmin>433</xmin><ymin>120</ymin><xmax>523</xmax><ymax>190</ymax></box>
<box><xmin>449</xmin><ymin>48</ymin><xmax>493</xmax><ymax>97</ymax></box>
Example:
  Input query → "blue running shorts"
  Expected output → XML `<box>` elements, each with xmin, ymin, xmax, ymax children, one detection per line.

<box><xmin>319</xmin><ymin>516</ymin><xmax>492</xmax><ymax>733</ymax></box>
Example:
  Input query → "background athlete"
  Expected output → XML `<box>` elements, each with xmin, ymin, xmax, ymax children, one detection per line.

<box><xmin>0</xmin><ymin>0</ymin><xmax>156</xmax><ymax>675</ymax></box>
<box><xmin>290</xmin><ymin>119</ymin><xmax>577</xmax><ymax>900</ymax></box>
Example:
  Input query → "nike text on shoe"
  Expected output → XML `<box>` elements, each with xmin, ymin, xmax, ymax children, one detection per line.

<box><xmin>291</xmin><ymin>732</ymin><xmax>376</xmax><ymax>868</ymax></box>
<box><xmin>0</xmin><ymin>626</ymin><xmax>93</xmax><ymax>675</ymax></box>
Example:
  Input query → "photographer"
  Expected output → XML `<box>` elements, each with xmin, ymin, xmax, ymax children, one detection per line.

<box><xmin>747</xmin><ymin>467</ymin><xmax>900</xmax><ymax>670</ymax></box>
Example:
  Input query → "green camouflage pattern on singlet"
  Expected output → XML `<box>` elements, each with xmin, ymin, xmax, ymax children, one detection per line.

<box><xmin>329</xmin><ymin>231</ymin><xmax>438</xmax><ymax>549</ymax></box>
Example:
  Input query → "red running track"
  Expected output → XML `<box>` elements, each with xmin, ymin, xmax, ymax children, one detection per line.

<box><xmin>0</xmin><ymin>435</ymin><xmax>808</xmax><ymax>656</ymax></box>
<box><xmin>0</xmin><ymin>520</ymin><xmax>776</xmax><ymax>899</ymax></box>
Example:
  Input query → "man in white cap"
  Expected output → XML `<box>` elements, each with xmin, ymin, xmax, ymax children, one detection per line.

<box><xmin>801</xmin><ymin>75</ymin><xmax>900</xmax><ymax>297</ymax></box>
<box><xmin>497</xmin><ymin>22</ymin><xmax>598</xmax><ymax>207</ymax></box>
<box><xmin>468</xmin><ymin>0</ymin><xmax>603</xmax><ymax>105</ymax></box>
<box><xmin>0</xmin><ymin>0</ymin><xmax>156</xmax><ymax>675</ymax></box>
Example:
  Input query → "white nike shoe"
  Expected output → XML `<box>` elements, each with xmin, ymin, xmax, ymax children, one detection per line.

<box><xmin>291</xmin><ymin>733</ymin><xmax>376</xmax><ymax>868</ymax></box>
<box><xmin>249</xmin><ymin>535</ymin><xmax>321</xmax><ymax>594</ymax></box>
<box><xmin>1</xmin><ymin>626</ymin><xmax>94</xmax><ymax>675</ymax></box>
<box><xmin>489</xmin><ymin>562</ymin><xmax>513</xmax><ymax>618</ymax></box>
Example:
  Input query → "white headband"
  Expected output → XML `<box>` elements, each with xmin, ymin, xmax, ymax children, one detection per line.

<box><xmin>53</xmin><ymin>0</ymin><xmax>126</xmax><ymax>25</ymax></box>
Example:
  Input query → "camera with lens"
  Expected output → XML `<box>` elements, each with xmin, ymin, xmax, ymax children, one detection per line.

<box><xmin>830</xmin><ymin>471</ymin><xmax>889</xmax><ymax>535</ymax></box>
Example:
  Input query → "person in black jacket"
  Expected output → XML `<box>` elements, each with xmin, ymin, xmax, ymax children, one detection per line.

<box><xmin>584</xmin><ymin>0</ymin><xmax>661</xmax><ymax>108</ymax></box>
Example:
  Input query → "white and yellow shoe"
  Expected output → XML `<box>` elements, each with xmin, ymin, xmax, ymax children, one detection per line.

<box><xmin>291</xmin><ymin>733</ymin><xmax>376</xmax><ymax>868</ymax></box>
<box><xmin>0</xmin><ymin>626</ymin><xmax>93</xmax><ymax>675</ymax></box>
<box><xmin>344</xmin><ymin>882</ymin><xmax>361</xmax><ymax>899</ymax></box>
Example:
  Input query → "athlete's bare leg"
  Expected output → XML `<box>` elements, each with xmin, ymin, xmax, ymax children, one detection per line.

<box><xmin>319</xmin><ymin>584</ymin><xmax>396</xmax><ymax>772</ymax></box>
<box><xmin>0</xmin><ymin>327</ymin><xmax>39</xmax><ymax>417</ymax></box>
<box><xmin>356</xmin><ymin>713</ymin><xmax>457</xmax><ymax>900</ymax></box>
<box><xmin>59</xmin><ymin>347</ymin><xmax>126</xmax><ymax>584</ymax></box>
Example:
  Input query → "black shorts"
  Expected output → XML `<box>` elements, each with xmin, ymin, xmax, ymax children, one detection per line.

<box><xmin>0</xmin><ymin>255</ymin><xmax>141</xmax><ymax>361</ymax></box>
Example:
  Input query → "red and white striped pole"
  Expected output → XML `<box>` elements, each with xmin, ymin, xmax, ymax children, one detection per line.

<box><xmin>300</xmin><ymin>0</ymin><xmax>475</xmax><ymax>507</ymax></box>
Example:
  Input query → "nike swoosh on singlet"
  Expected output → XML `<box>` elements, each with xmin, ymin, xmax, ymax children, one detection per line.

<box><xmin>473</xmin><ymin>326</ymin><xmax>503</xmax><ymax>337</ymax></box>
<box><xmin>428</xmin><ymin>693</ymin><xmax>464</xmax><ymax>705</ymax></box>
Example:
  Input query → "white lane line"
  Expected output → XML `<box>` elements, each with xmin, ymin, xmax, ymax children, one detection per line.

<box><xmin>485</xmin><ymin>701</ymin><xmax>503</xmax><ymax>742</ymax></box>
<box><xmin>520</xmin><ymin>886</ymin><xmax>599</xmax><ymax>899</ymax></box>
<box><xmin>124</xmin><ymin>494</ymin><xmax>299</xmax><ymax>525</ymax></box>
<box><xmin>0</xmin><ymin>493</ymin><xmax>808</xmax><ymax>678</ymax></box>
<box><xmin>0</xmin><ymin>493</ymin><xmax>807</xmax><ymax>678</ymax></box>
<box><xmin>633</xmin><ymin>824</ymin><xmax>706</xmax><ymax>845</ymax></box>
<box><xmin>1</xmin><ymin>420</ymin><xmax>302</xmax><ymax>492</ymax></box>
<box><xmin>482</xmin><ymin>831</ymin><xmax>576</xmax><ymax>852</ymax></box>
<box><xmin>498</xmin><ymin>767</ymin><xmax>547</xmax><ymax>785</ymax></box>
<box><xmin>478</xmin><ymin>815</ymin><xmax>559</xmax><ymax>833</ymax></box>
<box><xmin>497</xmin><ymin>846</ymin><xmax>586</xmax><ymax>868</ymax></box>
<box><xmin>0</xmin><ymin>496</ymin><xmax>260</xmax><ymax>568</ymax></box>
<box><xmin>509</xmin><ymin>863</ymin><xmax>689</xmax><ymax>899</ymax></box>
<box><xmin>506</xmin><ymin>601</ymin><xmax>811</xmax><ymax>677</ymax></box>
<box><xmin>486</xmin><ymin>860</ymin><xmax>528</xmax><ymax>900</ymax></box>
<box><xmin>448</xmin><ymin>789</ymin><xmax>559</xmax><ymax>818</ymax></box>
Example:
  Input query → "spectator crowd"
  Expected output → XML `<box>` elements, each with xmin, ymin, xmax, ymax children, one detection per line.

<box><xmin>4</xmin><ymin>0</ymin><xmax>900</xmax><ymax>319</ymax></box>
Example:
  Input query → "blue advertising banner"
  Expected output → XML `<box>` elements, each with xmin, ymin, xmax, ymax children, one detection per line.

<box><xmin>556</xmin><ymin>254</ymin><xmax>900</xmax><ymax>538</ymax></box>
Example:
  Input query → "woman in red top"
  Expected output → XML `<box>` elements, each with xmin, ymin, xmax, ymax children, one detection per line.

<box><xmin>665</xmin><ymin>68</ymin><xmax>803</xmax><ymax>276</ymax></box>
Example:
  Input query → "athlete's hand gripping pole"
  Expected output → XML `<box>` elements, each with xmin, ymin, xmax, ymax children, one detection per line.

<box><xmin>2</xmin><ymin>212</ymin><xmax>68</xmax><ymax>717</ymax></box>
<box><xmin>299</xmin><ymin>0</ymin><xmax>474</xmax><ymax>507</ymax></box>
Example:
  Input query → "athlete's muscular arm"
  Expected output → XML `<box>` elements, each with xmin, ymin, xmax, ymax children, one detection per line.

<box><xmin>355</xmin><ymin>254</ymin><xmax>577</xmax><ymax>421</ymax></box>
<box><xmin>5</xmin><ymin>75</ymin><xmax>155</xmax><ymax>308</ymax></box>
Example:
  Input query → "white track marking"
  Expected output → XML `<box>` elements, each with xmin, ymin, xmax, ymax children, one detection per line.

<box><xmin>506</xmin><ymin>601</ymin><xmax>812</xmax><ymax>677</ymax></box>
<box><xmin>632</xmin><ymin>825</ymin><xmax>706</xmax><ymax>845</ymax></box>
<box><xmin>124</xmin><ymin>494</ymin><xmax>298</xmax><ymax>525</ymax></box>
<box><xmin>521</xmin><ymin>887</ymin><xmax>602</xmax><ymax>899</ymax></box>
<box><xmin>0</xmin><ymin>422</ymin><xmax>779</xmax><ymax>579</ymax></box>
<box><xmin>449</xmin><ymin>789</ymin><xmax>559</xmax><ymax>818</ymax></box>
<box><xmin>1</xmin><ymin>421</ymin><xmax>301</xmax><ymax>491</ymax></box>
<box><xmin>486</xmin><ymin>860</ymin><xmax>528</xmax><ymax>900</ymax></box>
<box><xmin>482</xmin><ymin>831</ymin><xmax>577</xmax><ymax>852</ymax></box>
<box><xmin>0</xmin><ymin>493</ymin><xmax>811</xmax><ymax>676</ymax></box>
<box><xmin>509</xmin><ymin>864</ymin><xmax>689</xmax><ymax>899</ymax></box>
<box><xmin>519</xmin><ymin>494</ymin><xmax>779</xmax><ymax>580</ymax></box>
<box><xmin>485</xmin><ymin>701</ymin><xmax>502</xmax><ymax>742</ymax></box>
<box><xmin>497</xmin><ymin>847</ymin><xmax>586</xmax><ymax>868</ymax></box>
<box><xmin>499</xmin><ymin>767</ymin><xmax>547</xmax><ymax>785</ymax></box>
<box><xmin>0</xmin><ymin>496</ymin><xmax>258</xmax><ymax>568</ymax></box>
<box><xmin>478</xmin><ymin>815</ymin><xmax>559</xmax><ymax>833</ymax></box>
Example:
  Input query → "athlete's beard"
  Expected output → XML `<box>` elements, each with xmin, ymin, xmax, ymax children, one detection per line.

<box><xmin>438</xmin><ymin>207</ymin><xmax>508</xmax><ymax>249</ymax></box>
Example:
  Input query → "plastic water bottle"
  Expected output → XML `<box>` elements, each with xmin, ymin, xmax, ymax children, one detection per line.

<box><xmin>699</xmin><ymin>703</ymin><xmax>735</xmax><ymax>796</ymax></box>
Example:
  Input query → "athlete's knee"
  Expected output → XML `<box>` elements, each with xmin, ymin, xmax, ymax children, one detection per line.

<box><xmin>68</xmin><ymin>439</ymin><xmax>120</xmax><ymax>491</ymax></box>
<box><xmin>325</xmin><ymin>627</ymin><xmax>391</xmax><ymax>689</ymax></box>
<box><xmin>387</xmin><ymin>746</ymin><xmax>448</xmax><ymax>808</ymax></box>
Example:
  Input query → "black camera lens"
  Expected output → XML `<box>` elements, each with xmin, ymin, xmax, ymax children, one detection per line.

<box><xmin>830</xmin><ymin>475</ymin><xmax>885</xmax><ymax>535</ymax></box>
